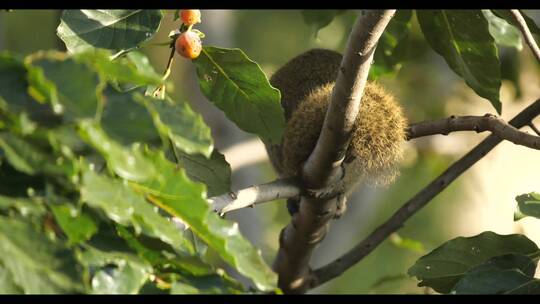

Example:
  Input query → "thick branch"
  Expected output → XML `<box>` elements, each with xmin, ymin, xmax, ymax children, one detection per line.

<box><xmin>302</xmin><ymin>10</ymin><xmax>397</xmax><ymax>189</ymax></box>
<box><xmin>311</xmin><ymin>98</ymin><xmax>540</xmax><ymax>288</ymax></box>
<box><xmin>273</xmin><ymin>10</ymin><xmax>396</xmax><ymax>294</ymax></box>
<box><xmin>207</xmin><ymin>178</ymin><xmax>300</xmax><ymax>215</ymax></box>
<box><xmin>510</xmin><ymin>9</ymin><xmax>540</xmax><ymax>64</ymax></box>
<box><xmin>214</xmin><ymin>115</ymin><xmax>540</xmax><ymax>215</ymax></box>
<box><xmin>407</xmin><ymin>114</ymin><xmax>540</xmax><ymax>150</ymax></box>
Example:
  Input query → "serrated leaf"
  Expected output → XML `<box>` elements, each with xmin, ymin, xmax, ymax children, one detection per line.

<box><xmin>301</xmin><ymin>10</ymin><xmax>346</xmax><ymax>37</ymax></box>
<box><xmin>171</xmin><ymin>274</ymin><xmax>244</xmax><ymax>294</ymax></box>
<box><xmin>0</xmin><ymin>52</ymin><xmax>58</xmax><ymax>127</ymax></box>
<box><xmin>75</xmin><ymin>50</ymin><xmax>163</xmax><ymax>87</ymax></box>
<box><xmin>127</xmin><ymin>51</ymin><xmax>160</xmax><ymax>77</ymax></box>
<box><xmin>174</xmin><ymin>149</ymin><xmax>231</xmax><ymax>197</ymax></box>
<box><xmin>408</xmin><ymin>231</ymin><xmax>540</xmax><ymax>293</ymax></box>
<box><xmin>130</xmin><ymin>149</ymin><xmax>277</xmax><ymax>291</ymax></box>
<box><xmin>0</xmin><ymin>216</ymin><xmax>84</xmax><ymax>293</ymax></box>
<box><xmin>80</xmin><ymin>168</ymin><xmax>194</xmax><ymax>255</ymax></box>
<box><xmin>483</xmin><ymin>10</ymin><xmax>522</xmax><ymax>50</ymax></box>
<box><xmin>57</xmin><ymin>10</ymin><xmax>163</xmax><ymax>54</ymax></box>
<box><xmin>0</xmin><ymin>133</ymin><xmax>75</xmax><ymax>177</ymax></box>
<box><xmin>125</xmin><ymin>51</ymin><xmax>163</xmax><ymax>93</ymax></box>
<box><xmin>515</xmin><ymin>192</ymin><xmax>540</xmax><ymax>220</ymax></box>
<box><xmin>77</xmin><ymin>120</ymin><xmax>156</xmax><ymax>182</ymax></box>
<box><xmin>0</xmin><ymin>195</ymin><xmax>46</xmax><ymax>217</ymax></box>
<box><xmin>25</xmin><ymin>51</ymin><xmax>102</xmax><ymax>121</ymax></box>
<box><xmin>50</xmin><ymin>204</ymin><xmax>98</xmax><ymax>245</ymax></box>
<box><xmin>116</xmin><ymin>225</ymin><xmax>214</xmax><ymax>276</ymax></box>
<box><xmin>101</xmin><ymin>88</ymin><xmax>160</xmax><ymax>146</ymax></box>
<box><xmin>79</xmin><ymin>246</ymin><xmax>152</xmax><ymax>294</ymax></box>
<box><xmin>0</xmin><ymin>262</ymin><xmax>23</xmax><ymax>294</ymax></box>
<box><xmin>137</xmin><ymin>95</ymin><xmax>213</xmax><ymax>158</ymax></box>
<box><xmin>193</xmin><ymin>46</ymin><xmax>285</xmax><ymax>145</ymax></box>
<box><xmin>417</xmin><ymin>10</ymin><xmax>502</xmax><ymax>113</ymax></box>
<box><xmin>0</xmin><ymin>162</ymin><xmax>46</xmax><ymax>197</ymax></box>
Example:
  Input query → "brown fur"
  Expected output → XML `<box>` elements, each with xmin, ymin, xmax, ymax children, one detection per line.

<box><xmin>267</xmin><ymin>49</ymin><xmax>407</xmax><ymax>195</ymax></box>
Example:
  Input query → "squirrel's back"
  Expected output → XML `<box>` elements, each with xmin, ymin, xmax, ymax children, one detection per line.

<box><xmin>267</xmin><ymin>48</ymin><xmax>407</xmax><ymax>193</ymax></box>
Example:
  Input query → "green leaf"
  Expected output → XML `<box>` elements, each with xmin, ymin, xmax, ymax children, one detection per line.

<box><xmin>25</xmin><ymin>51</ymin><xmax>102</xmax><ymax>121</ymax></box>
<box><xmin>506</xmin><ymin>279</ymin><xmax>540</xmax><ymax>294</ymax></box>
<box><xmin>301</xmin><ymin>10</ymin><xmax>346</xmax><ymax>36</ymax></box>
<box><xmin>0</xmin><ymin>262</ymin><xmax>23</xmax><ymax>294</ymax></box>
<box><xmin>0</xmin><ymin>52</ymin><xmax>58</xmax><ymax>127</ymax></box>
<box><xmin>116</xmin><ymin>225</ymin><xmax>214</xmax><ymax>276</ymax></box>
<box><xmin>452</xmin><ymin>254</ymin><xmax>538</xmax><ymax>294</ymax></box>
<box><xmin>0</xmin><ymin>162</ymin><xmax>46</xmax><ymax>197</ymax></box>
<box><xmin>0</xmin><ymin>132</ymin><xmax>76</xmax><ymax>177</ymax></box>
<box><xmin>389</xmin><ymin>233</ymin><xmax>425</xmax><ymax>254</ymax></box>
<box><xmin>137</xmin><ymin>95</ymin><xmax>213</xmax><ymax>158</ymax></box>
<box><xmin>78</xmin><ymin>246</ymin><xmax>152</xmax><ymax>294</ymax></box>
<box><xmin>50</xmin><ymin>204</ymin><xmax>98</xmax><ymax>245</ymax></box>
<box><xmin>501</xmin><ymin>48</ymin><xmax>522</xmax><ymax>99</ymax></box>
<box><xmin>101</xmin><ymin>88</ymin><xmax>161</xmax><ymax>146</ymax></box>
<box><xmin>193</xmin><ymin>46</ymin><xmax>285</xmax><ymax>145</ymax></box>
<box><xmin>131</xmin><ymin>149</ymin><xmax>278</xmax><ymax>291</ymax></box>
<box><xmin>370</xmin><ymin>10</ymin><xmax>413</xmax><ymax>79</ymax></box>
<box><xmin>408</xmin><ymin>231</ymin><xmax>540</xmax><ymax>293</ymax></box>
<box><xmin>80</xmin><ymin>168</ymin><xmax>194</xmax><ymax>255</ymax></box>
<box><xmin>171</xmin><ymin>274</ymin><xmax>244</xmax><ymax>294</ymax></box>
<box><xmin>174</xmin><ymin>149</ymin><xmax>231</xmax><ymax>197</ymax></box>
<box><xmin>483</xmin><ymin>10</ymin><xmax>522</xmax><ymax>50</ymax></box>
<box><xmin>125</xmin><ymin>51</ymin><xmax>163</xmax><ymax>93</ymax></box>
<box><xmin>78</xmin><ymin>120</ymin><xmax>157</xmax><ymax>182</ymax></box>
<box><xmin>0</xmin><ymin>194</ymin><xmax>46</xmax><ymax>217</ymax></box>
<box><xmin>492</xmin><ymin>10</ymin><xmax>540</xmax><ymax>38</ymax></box>
<box><xmin>417</xmin><ymin>10</ymin><xmax>502</xmax><ymax>113</ymax></box>
<box><xmin>127</xmin><ymin>51</ymin><xmax>160</xmax><ymax>77</ymax></box>
<box><xmin>57</xmin><ymin>10</ymin><xmax>163</xmax><ymax>54</ymax></box>
<box><xmin>0</xmin><ymin>133</ymin><xmax>44</xmax><ymax>175</ymax></box>
<box><xmin>75</xmin><ymin>50</ymin><xmax>163</xmax><ymax>87</ymax></box>
<box><xmin>454</xmin><ymin>268</ymin><xmax>534</xmax><ymax>294</ymax></box>
<box><xmin>0</xmin><ymin>216</ymin><xmax>84</xmax><ymax>293</ymax></box>
<box><xmin>515</xmin><ymin>192</ymin><xmax>540</xmax><ymax>220</ymax></box>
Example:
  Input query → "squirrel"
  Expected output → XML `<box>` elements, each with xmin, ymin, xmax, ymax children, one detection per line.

<box><xmin>265</xmin><ymin>49</ymin><xmax>407</xmax><ymax>217</ymax></box>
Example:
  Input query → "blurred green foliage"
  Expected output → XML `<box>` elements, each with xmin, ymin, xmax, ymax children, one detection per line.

<box><xmin>1</xmin><ymin>9</ymin><xmax>539</xmax><ymax>294</ymax></box>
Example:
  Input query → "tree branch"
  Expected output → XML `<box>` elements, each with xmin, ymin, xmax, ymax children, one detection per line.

<box><xmin>302</xmin><ymin>10</ymin><xmax>396</xmax><ymax>188</ymax></box>
<box><xmin>273</xmin><ymin>10</ymin><xmax>396</xmax><ymax>294</ymax></box>
<box><xmin>310</xmin><ymin>98</ymin><xmax>540</xmax><ymax>289</ymax></box>
<box><xmin>207</xmin><ymin>178</ymin><xmax>300</xmax><ymax>215</ymax></box>
<box><xmin>510</xmin><ymin>9</ymin><xmax>540</xmax><ymax>64</ymax></box>
<box><xmin>406</xmin><ymin>114</ymin><xmax>540</xmax><ymax>150</ymax></box>
<box><xmin>212</xmin><ymin>114</ymin><xmax>540</xmax><ymax>215</ymax></box>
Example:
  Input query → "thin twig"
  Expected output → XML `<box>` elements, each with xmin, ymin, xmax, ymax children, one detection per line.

<box><xmin>510</xmin><ymin>9</ymin><xmax>540</xmax><ymax>64</ymax></box>
<box><xmin>207</xmin><ymin>178</ymin><xmax>300</xmax><ymax>215</ymax></box>
<box><xmin>528</xmin><ymin>122</ymin><xmax>540</xmax><ymax>136</ymax></box>
<box><xmin>273</xmin><ymin>10</ymin><xmax>397</xmax><ymax>294</ymax></box>
<box><xmin>152</xmin><ymin>42</ymin><xmax>176</xmax><ymax>98</ymax></box>
<box><xmin>310</xmin><ymin>98</ymin><xmax>540</xmax><ymax>289</ymax></box>
<box><xmin>406</xmin><ymin>114</ymin><xmax>540</xmax><ymax>150</ymax></box>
